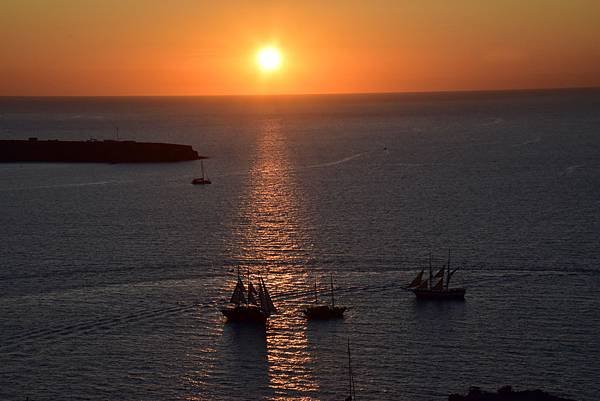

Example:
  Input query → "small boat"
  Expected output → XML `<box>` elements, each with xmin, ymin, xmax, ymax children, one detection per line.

<box><xmin>192</xmin><ymin>160</ymin><xmax>211</xmax><ymax>185</ymax></box>
<box><xmin>406</xmin><ymin>250</ymin><xmax>466</xmax><ymax>300</ymax></box>
<box><xmin>221</xmin><ymin>269</ymin><xmax>276</xmax><ymax>324</ymax></box>
<box><xmin>303</xmin><ymin>273</ymin><xmax>346</xmax><ymax>320</ymax></box>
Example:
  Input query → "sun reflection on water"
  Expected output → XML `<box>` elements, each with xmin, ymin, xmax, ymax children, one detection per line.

<box><xmin>232</xmin><ymin>118</ymin><xmax>319</xmax><ymax>398</ymax></box>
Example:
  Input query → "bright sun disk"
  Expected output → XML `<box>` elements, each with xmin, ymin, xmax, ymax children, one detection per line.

<box><xmin>256</xmin><ymin>47</ymin><xmax>282</xmax><ymax>72</ymax></box>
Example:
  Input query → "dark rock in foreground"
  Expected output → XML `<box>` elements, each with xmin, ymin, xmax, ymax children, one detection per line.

<box><xmin>449</xmin><ymin>386</ymin><xmax>576</xmax><ymax>401</ymax></box>
<box><xmin>0</xmin><ymin>138</ymin><xmax>203</xmax><ymax>163</ymax></box>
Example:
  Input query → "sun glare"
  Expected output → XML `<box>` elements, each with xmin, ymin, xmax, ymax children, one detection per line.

<box><xmin>256</xmin><ymin>47</ymin><xmax>282</xmax><ymax>72</ymax></box>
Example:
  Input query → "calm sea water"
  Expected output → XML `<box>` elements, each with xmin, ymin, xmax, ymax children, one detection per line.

<box><xmin>1</xmin><ymin>90</ymin><xmax>599</xmax><ymax>401</ymax></box>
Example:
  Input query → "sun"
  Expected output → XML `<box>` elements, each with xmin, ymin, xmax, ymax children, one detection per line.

<box><xmin>256</xmin><ymin>46</ymin><xmax>282</xmax><ymax>72</ymax></box>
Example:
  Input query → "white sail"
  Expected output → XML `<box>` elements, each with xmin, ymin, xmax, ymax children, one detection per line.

<box><xmin>230</xmin><ymin>276</ymin><xmax>246</xmax><ymax>305</ymax></box>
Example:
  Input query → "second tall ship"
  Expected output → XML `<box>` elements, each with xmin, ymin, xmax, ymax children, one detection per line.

<box><xmin>406</xmin><ymin>251</ymin><xmax>466</xmax><ymax>300</ymax></box>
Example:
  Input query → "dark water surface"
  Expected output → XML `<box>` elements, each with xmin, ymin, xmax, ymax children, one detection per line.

<box><xmin>1</xmin><ymin>90</ymin><xmax>599</xmax><ymax>400</ymax></box>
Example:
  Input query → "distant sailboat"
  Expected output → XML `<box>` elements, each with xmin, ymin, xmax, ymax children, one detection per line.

<box><xmin>406</xmin><ymin>250</ymin><xmax>466</xmax><ymax>300</ymax></box>
<box><xmin>303</xmin><ymin>273</ymin><xmax>346</xmax><ymax>320</ymax></box>
<box><xmin>221</xmin><ymin>269</ymin><xmax>276</xmax><ymax>324</ymax></box>
<box><xmin>192</xmin><ymin>160</ymin><xmax>211</xmax><ymax>185</ymax></box>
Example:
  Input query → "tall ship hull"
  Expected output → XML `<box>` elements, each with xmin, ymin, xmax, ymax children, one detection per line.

<box><xmin>303</xmin><ymin>305</ymin><xmax>346</xmax><ymax>319</ymax></box>
<box><xmin>412</xmin><ymin>288</ymin><xmax>466</xmax><ymax>300</ymax></box>
<box><xmin>221</xmin><ymin>305</ymin><xmax>268</xmax><ymax>324</ymax></box>
<box><xmin>0</xmin><ymin>138</ymin><xmax>202</xmax><ymax>163</ymax></box>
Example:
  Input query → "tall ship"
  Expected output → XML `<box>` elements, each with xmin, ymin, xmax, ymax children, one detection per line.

<box><xmin>0</xmin><ymin>138</ymin><xmax>201</xmax><ymax>163</ymax></box>
<box><xmin>406</xmin><ymin>251</ymin><xmax>466</xmax><ymax>300</ymax></box>
<box><xmin>221</xmin><ymin>270</ymin><xmax>277</xmax><ymax>324</ymax></box>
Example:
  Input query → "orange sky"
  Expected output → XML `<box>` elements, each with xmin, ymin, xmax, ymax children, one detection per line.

<box><xmin>1</xmin><ymin>0</ymin><xmax>599</xmax><ymax>96</ymax></box>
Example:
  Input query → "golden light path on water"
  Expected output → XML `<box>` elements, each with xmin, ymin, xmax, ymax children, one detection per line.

<box><xmin>232</xmin><ymin>118</ymin><xmax>318</xmax><ymax>399</ymax></box>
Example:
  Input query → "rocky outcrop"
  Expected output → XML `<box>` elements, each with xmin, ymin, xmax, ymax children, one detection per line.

<box><xmin>449</xmin><ymin>386</ymin><xmax>576</xmax><ymax>401</ymax></box>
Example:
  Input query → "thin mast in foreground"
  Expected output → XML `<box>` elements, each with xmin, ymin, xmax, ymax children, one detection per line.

<box><xmin>346</xmin><ymin>338</ymin><xmax>356</xmax><ymax>401</ymax></box>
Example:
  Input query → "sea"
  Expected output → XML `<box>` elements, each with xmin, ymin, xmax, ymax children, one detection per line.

<box><xmin>1</xmin><ymin>89</ymin><xmax>599</xmax><ymax>401</ymax></box>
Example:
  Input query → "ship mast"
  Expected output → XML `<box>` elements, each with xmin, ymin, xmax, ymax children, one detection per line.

<box><xmin>428</xmin><ymin>252</ymin><xmax>433</xmax><ymax>290</ymax></box>
<box><xmin>446</xmin><ymin>248</ymin><xmax>451</xmax><ymax>290</ymax></box>
<box><xmin>347</xmin><ymin>338</ymin><xmax>356</xmax><ymax>401</ymax></box>
<box><xmin>247</xmin><ymin>268</ymin><xmax>250</xmax><ymax>306</ymax></box>
<box><xmin>230</xmin><ymin>267</ymin><xmax>247</xmax><ymax>306</ymax></box>
<box><xmin>330</xmin><ymin>273</ymin><xmax>335</xmax><ymax>308</ymax></box>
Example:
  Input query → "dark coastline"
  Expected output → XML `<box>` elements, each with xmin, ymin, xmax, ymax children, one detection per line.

<box><xmin>449</xmin><ymin>386</ymin><xmax>576</xmax><ymax>401</ymax></box>
<box><xmin>0</xmin><ymin>138</ymin><xmax>202</xmax><ymax>163</ymax></box>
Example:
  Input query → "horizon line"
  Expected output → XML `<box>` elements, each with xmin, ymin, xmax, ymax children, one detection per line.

<box><xmin>1</xmin><ymin>85</ymin><xmax>599</xmax><ymax>98</ymax></box>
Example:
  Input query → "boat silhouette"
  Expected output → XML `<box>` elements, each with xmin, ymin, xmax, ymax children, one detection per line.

<box><xmin>303</xmin><ymin>273</ymin><xmax>346</xmax><ymax>320</ymax></box>
<box><xmin>406</xmin><ymin>250</ymin><xmax>466</xmax><ymax>300</ymax></box>
<box><xmin>221</xmin><ymin>269</ymin><xmax>277</xmax><ymax>324</ymax></box>
<box><xmin>192</xmin><ymin>160</ymin><xmax>211</xmax><ymax>185</ymax></box>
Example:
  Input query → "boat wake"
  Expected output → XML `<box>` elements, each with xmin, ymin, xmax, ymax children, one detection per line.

<box><xmin>0</xmin><ymin>180</ymin><xmax>131</xmax><ymax>192</ymax></box>
<box><xmin>479</xmin><ymin>117</ymin><xmax>505</xmax><ymax>127</ymax></box>
<box><xmin>217</xmin><ymin>151</ymin><xmax>369</xmax><ymax>178</ymax></box>
<box><xmin>0</xmin><ymin>301</ymin><xmax>210</xmax><ymax>353</ymax></box>
<box><xmin>512</xmin><ymin>136</ymin><xmax>541</xmax><ymax>147</ymax></box>
<box><xmin>0</xmin><ymin>280</ymin><xmax>399</xmax><ymax>354</ymax></box>
<box><xmin>559</xmin><ymin>164</ymin><xmax>584</xmax><ymax>176</ymax></box>
<box><xmin>303</xmin><ymin>152</ymin><xmax>367</xmax><ymax>169</ymax></box>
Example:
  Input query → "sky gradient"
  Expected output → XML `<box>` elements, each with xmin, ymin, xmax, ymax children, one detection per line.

<box><xmin>1</xmin><ymin>0</ymin><xmax>599</xmax><ymax>96</ymax></box>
